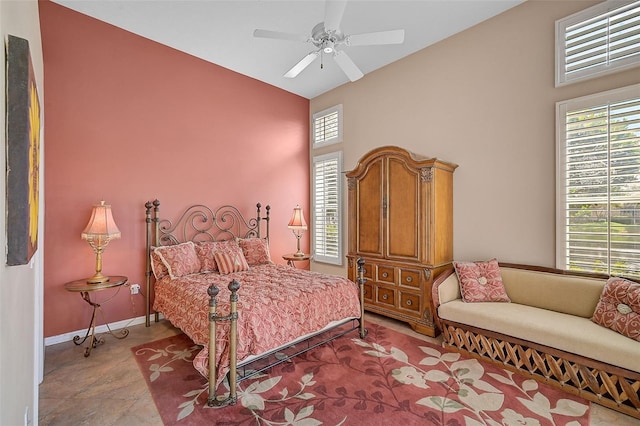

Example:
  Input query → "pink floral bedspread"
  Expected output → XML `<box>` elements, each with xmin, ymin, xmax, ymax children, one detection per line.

<box><xmin>153</xmin><ymin>264</ymin><xmax>361</xmax><ymax>385</ymax></box>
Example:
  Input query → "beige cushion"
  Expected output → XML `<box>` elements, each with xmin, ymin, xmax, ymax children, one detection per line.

<box><xmin>437</xmin><ymin>272</ymin><xmax>462</xmax><ymax>304</ymax></box>
<box><xmin>500</xmin><ymin>268</ymin><xmax>605</xmax><ymax>318</ymax></box>
<box><xmin>438</xmin><ymin>300</ymin><xmax>640</xmax><ymax>374</ymax></box>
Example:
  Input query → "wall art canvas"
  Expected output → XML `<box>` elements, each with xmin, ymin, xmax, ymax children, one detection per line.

<box><xmin>6</xmin><ymin>35</ymin><xmax>41</xmax><ymax>266</ymax></box>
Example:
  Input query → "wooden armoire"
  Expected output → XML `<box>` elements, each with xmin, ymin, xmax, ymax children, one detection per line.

<box><xmin>346</xmin><ymin>146</ymin><xmax>457</xmax><ymax>337</ymax></box>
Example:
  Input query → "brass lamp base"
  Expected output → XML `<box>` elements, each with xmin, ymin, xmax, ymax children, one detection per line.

<box><xmin>292</xmin><ymin>233</ymin><xmax>305</xmax><ymax>258</ymax></box>
<box><xmin>87</xmin><ymin>273</ymin><xmax>110</xmax><ymax>284</ymax></box>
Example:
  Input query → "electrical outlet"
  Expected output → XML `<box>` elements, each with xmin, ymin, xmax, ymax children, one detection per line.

<box><xmin>130</xmin><ymin>284</ymin><xmax>140</xmax><ymax>295</ymax></box>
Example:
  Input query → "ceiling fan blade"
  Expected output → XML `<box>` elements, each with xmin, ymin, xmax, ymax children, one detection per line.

<box><xmin>324</xmin><ymin>0</ymin><xmax>348</xmax><ymax>32</ymax></box>
<box><xmin>347</xmin><ymin>29</ymin><xmax>405</xmax><ymax>46</ymax></box>
<box><xmin>253</xmin><ymin>29</ymin><xmax>308</xmax><ymax>43</ymax></box>
<box><xmin>284</xmin><ymin>51</ymin><xmax>320</xmax><ymax>78</ymax></box>
<box><xmin>333</xmin><ymin>50</ymin><xmax>363</xmax><ymax>82</ymax></box>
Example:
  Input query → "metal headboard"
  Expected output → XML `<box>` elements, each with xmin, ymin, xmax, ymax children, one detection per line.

<box><xmin>144</xmin><ymin>199</ymin><xmax>270</xmax><ymax>326</ymax></box>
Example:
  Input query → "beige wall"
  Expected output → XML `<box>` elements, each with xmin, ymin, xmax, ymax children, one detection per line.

<box><xmin>0</xmin><ymin>1</ymin><xmax>44</xmax><ymax>424</ymax></box>
<box><xmin>311</xmin><ymin>0</ymin><xmax>640</xmax><ymax>276</ymax></box>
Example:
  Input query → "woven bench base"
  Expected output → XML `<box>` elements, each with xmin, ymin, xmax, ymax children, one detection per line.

<box><xmin>440</xmin><ymin>321</ymin><xmax>640</xmax><ymax>420</ymax></box>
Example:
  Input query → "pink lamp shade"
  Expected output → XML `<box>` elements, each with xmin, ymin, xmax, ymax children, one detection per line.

<box><xmin>81</xmin><ymin>201</ymin><xmax>121</xmax><ymax>240</ymax></box>
<box><xmin>82</xmin><ymin>200</ymin><xmax>120</xmax><ymax>284</ymax></box>
<box><xmin>287</xmin><ymin>205</ymin><xmax>307</xmax><ymax>257</ymax></box>
<box><xmin>287</xmin><ymin>205</ymin><xmax>308</xmax><ymax>231</ymax></box>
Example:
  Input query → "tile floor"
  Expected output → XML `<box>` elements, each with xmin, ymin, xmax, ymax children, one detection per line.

<box><xmin>39</xmin><ymin>313</ymin><xmax>640</xmax><ymax>425</ymax></box>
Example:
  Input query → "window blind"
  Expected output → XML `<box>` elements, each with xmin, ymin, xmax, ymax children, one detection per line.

<box><xmin>557</xmin><ymin>0</ymin><xmax>640</xmax><ymax>85</ymax></box>
<box><xmin>312</xmin><ymin>152</ymin><xmax>342</xmax><ymax>265</ymax></box>
<box><xmin>560</xmin><ymin>91</ymin><xmax>640</xmax><ymax>278</ymax></box>
<box><xmin>312</xmin><ymin>105</ymin><xmax>342</xmax><ymax>147</ymax></box>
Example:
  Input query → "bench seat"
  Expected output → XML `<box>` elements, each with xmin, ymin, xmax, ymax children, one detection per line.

<box><xmin>433</xmin><ymin>263</ymin><xmax>640</xmax><ymax>419</ymax></box>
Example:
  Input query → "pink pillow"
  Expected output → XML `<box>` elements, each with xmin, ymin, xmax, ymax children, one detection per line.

<box><xmin>453</xmin><ymin>259</ymin><xmax>510</xmax><ymax>303</ymax></box>
<box><xmin>238</xmin><ymin>238</ymin><xmax>272</xmax><ymax>266</ymax></box>
<box><xmin>154</xmin><ymin>242</ymin><xmax>201</xmax><ymax>279</ymax></box>
<box><xmin>591</xmin><ymin>277</ymin><xmax>640</xmax><ymax>341</ymax></box>
<box><xmin>214</xmin><ymin>251</ymin><xmax>249</xmax><ymax>274</ymax></box>
<box><xmin>150</xmin><ymin>249</ymin><xmax>169</xmax><ymax>280</ymax></box>
<box><xmin>195</xmin><ymin>240</ymin><xmax>239</xmax><ymax>272</ymax></box>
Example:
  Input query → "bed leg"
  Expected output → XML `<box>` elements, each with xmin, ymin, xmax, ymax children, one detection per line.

<box><xmin>145</xmin><ymin>201</ymin><xmax>153</xmax><ymax>327</ymax></box>
<box><xmin>228</xmin><ymin>279</ymin><xmax>240</xmax><ymax>403</ymax></box>
<box><xmin>207</xmin><ymin>280</ymin><xmax>241</xmax><ymax>408</ymax></box>
<box><xmin>207</xmin><ymin>285</ymin><xmax>219</xmax><ymax>407</ymax></box>
<box><xmin>357</xmin><ymin>258</ymin><xmax>368</xmax><ymax>339</ymax></box>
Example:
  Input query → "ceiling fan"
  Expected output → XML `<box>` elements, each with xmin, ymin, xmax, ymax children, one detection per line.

<box><xmin>253</xmin><ymin>0</ymin><xmax>405</xmax><ymax>82</ymax></box>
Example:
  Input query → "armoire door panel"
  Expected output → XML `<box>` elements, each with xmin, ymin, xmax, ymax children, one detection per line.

<box><xmin>356</xmin><ymin>159</ymin><xmax>383</xmax><ymax>256</ymax></box>
<box><xmin>386</xmin><ymin>158</ymin><xmax>419</xmax><ymax>260</ymax></box>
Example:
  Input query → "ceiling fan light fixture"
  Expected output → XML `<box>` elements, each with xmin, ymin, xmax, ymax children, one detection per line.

<box><xmin>323</xmin><ymin>40</ymin><xmax>335</xmax><ymax>54</ymax></box>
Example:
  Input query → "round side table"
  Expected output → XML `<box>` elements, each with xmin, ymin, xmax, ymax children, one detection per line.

<box><xmin>64</xmin><ymin>276</ymin><xmax>130</xmax><ymax>357</ymax></box>
<box><xmin>282</xmin><ymin>253</ymin><xmax>311</xmax><ymax>267</ymax></box>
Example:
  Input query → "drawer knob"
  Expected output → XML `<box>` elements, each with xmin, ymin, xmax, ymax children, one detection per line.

<box><xmin>406</xmin><ymin>300</ymin><xmax>412</xmax><ymax>306</ymax></box>
<box><xmin>405</xmin><ymin>276</ymin><xmax>413</xmax><ymax>283</ymax></box>
<box><xmin>382</xmin><ymin>272</ymin><xmax>388</xmax><ymax>278</ymax></box>
<box><xmin>382</xmin><ymin>294</ymin><xmax>388</xmax><ymax>300</ymax></box>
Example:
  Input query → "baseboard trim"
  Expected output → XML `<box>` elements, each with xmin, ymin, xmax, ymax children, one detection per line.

<box><xmin>44</xmin><ymin>314</ymin><xmax>164</xmax><ymax>346</ymax></box>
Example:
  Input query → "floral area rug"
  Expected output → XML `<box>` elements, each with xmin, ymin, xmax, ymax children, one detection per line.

<box><xmin>131</xmin><ymin>322</ymin><xmax>590</xmax><ymax>425</ymax></box>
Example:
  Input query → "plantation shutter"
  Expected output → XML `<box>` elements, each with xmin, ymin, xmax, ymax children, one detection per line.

<box><xmin>312</xmin><ymin>152</ymin><xmax>342</xmax><ymax>265</ymax></box>
<box><xmin>312</xmin><ymin>105</ymin><xmax>342</xmax><ymax>147</ymax></box>
<box><xmin>557</xmin><ymin>0</ymin><xmax>640</xmax><ymax>85</ymax></box>
<box><xmin>559</xmin><ymin>89</ymin><xmax>640</xmax><ymax>278</ymax></box>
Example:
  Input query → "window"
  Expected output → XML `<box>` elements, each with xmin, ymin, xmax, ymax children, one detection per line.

<box><xmin>312</xmin><ymin>152</ymin><xmax>343</xmax><ymax>265</ymax></box>
<box><xmin>556</xmin><ymin>84</ymin><xmax>640</xmax><ymax>278</ymax></box>
<box><xmin>312</xmin><ymin>105</ymin><xmax>342</xmax><ymax>147</ymax></box>
<box><xmin>556</xmin><ymin>0</ymin><xmax>640</xmax><ymax>86</ymax></box>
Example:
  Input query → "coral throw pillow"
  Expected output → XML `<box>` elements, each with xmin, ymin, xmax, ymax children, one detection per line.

<box><xmin>154</xmin><ymin>242</ymin><xmax>201</xmax><ymax>279</ymax></box>
<box><xmin>591</xmin><ymin>277</ymin><xmax>640</xmax><ymax>341</ymax></box>
<box><xmin>195</xmin><ymin>240</ymin><xmax>239</xmax><ymax>272</ymax></box>
<box><xmin>238</xmin><ymin>238</ymin><xmax>272</xmax><ymax>266</ymax></box>
<box><xmin>150</xmin><ymin>249</ymin><xmax>169</xmax><ymax>280</ymax></box>
<box><xmin>214</xmin><ymin>251</ymin><xmax>249</xmax><ymax>274</ymax></box>
<box><xmin>453</xmin><ymin>259</ymin><xmax>511</xmax><ymax>303</ymax></box>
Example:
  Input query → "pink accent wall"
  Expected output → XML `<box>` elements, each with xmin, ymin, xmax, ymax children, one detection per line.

<box><xmin>39</xmin><ymin>1</ymin><xmax>310</xmax><ymax>338</ymax></box>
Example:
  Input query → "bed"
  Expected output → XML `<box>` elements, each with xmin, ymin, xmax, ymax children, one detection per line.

<box><xmin>144</xmin><ymin>200</ymin><xmax>367</xmax><ymax>407</ymax></box>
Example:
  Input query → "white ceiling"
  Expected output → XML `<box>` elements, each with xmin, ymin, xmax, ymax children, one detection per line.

<box><xmin>52</xmin><ymin>0</ymin><xmax>524</xmax><ymax>99</ymax></box>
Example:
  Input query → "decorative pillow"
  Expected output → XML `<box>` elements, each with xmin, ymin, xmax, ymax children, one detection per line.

<box><xmin>150</xmin><ymin>249</ymin><xmax>169</xmax><ymax>280</ymax></box>
<box><xmin>214</xmin><ymin>251</ymin><xmax>250</xmax><ymax>274</ymax></box>
<box><xmin>195</xmin><ymin>240</ymin><xmax>239</xmax><ymax>272</ymax></box>
<box><xmin>591</xmin><ymin>277</ymin><xmax>640</xmax><ymax>341</ymax></box>
<box><xmin>453</xmin><ymin>259</ymin><xmax>511</xmax><ymax>303</ymax></box>
<box><xmin>154</xmin><ymin>241</ymin><xmax>201</xmax><ymax>279</ymax></box>
<box><xmin>238</xmin><ymin>238</ymin><xmax>272</xmax><ymax>266</ymax></box>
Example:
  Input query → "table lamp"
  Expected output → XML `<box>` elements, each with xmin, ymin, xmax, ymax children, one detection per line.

<box><xmin>287</xmin><ymin>205</ymin><xmax>307</xmax><ymax>257</ymax></box>
<box><xmin>81</xmin><ymin>200</ymin><xmax>121</xmax><ymax>284</ymax></box>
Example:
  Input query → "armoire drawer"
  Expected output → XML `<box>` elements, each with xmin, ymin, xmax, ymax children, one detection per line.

<box><xmin>360</xmin><ymin>264</ymin><xmax>374</xmax><ymax>280</ymax></box>
<box><xmin>399</xmin><ymin>268</ymin><xmax>421</xmax><ymax>289</ymax></box>
<box><xmin>399</xmin><ymin>292</ymin><xmax>421</xmax><ymax>313</ymax></box>
<box><xmin>376</xmin><ymin>287</ymin><xmax>395</xmax><ymax>307</ymax></box>
<box><xmin>362</xmin><ymin>282</ymin><xmax>374</xmax><ymax>302</ymax></box>
<box><xmin>377</xmin><ymin>265</ymin><xmax>395</xmax><ymax>284</ymax></box>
